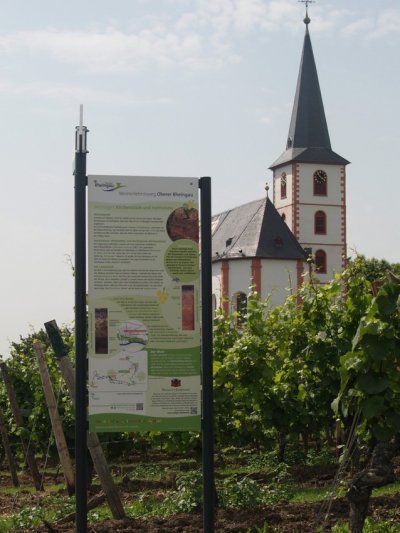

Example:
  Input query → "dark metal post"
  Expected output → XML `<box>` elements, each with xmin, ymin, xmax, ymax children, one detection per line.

<box><xmin>74</xmin><ymin>110</ymin><xmax>88</xmax><ymax>533</ymax></box>
<box><xmin>199</xmin><ymin>176</ymin><xmax>214</xmax><ymax>533</ymax></box>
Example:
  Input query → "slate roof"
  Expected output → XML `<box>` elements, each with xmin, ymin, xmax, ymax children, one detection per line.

<box><xmin>270</xmin><ymin>146</ymin><xmax>349</xmax><ymax>169</ymax></box>
<box><xmin>270</xmin><ymin>26</ymin><xmax>349</xmax><ymax>169</ymax></box>
<box><xmin>212</xmin><ymin>197</ymin><xmax>306</xmax><ymax>262</ymax></box>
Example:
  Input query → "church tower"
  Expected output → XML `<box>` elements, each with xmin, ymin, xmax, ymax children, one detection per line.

<box><xmin>270</xmin><ymin>9</ymin><xmax>349</xmax><ymax>283</ymax></box>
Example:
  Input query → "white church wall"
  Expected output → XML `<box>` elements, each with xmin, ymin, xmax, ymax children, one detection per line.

<box><xmin>228</xmin><ymin>259</ymin><xmax>252</xmax><ymax>298</ymax></box>
<box><xmin>273</xmin><ymin>163</ymin><xmax>292</xmax><ymax>209</ymax></box>
<box><xmin>301</xmin><ymin>245</ymin><xmax>343</xmax><ymax>282</ymax></box>
<box><xmin>278</xmin><ymin>206</ymin><xmax>293</xmax><ymax>230</ymax></box>
<box><xmin>326</xmin><ymin>246</ymin><xmax>344</xmax><ymax>279</ymax></box>
<box><xmin>273</xmin><ymin>163</ymin><xmax>294</xmax><ymax>230</ymax></box>
<box><xmin>212</xmin><ymin>258</ymin><xmax>302</xmax><ymax>313</ymax></box>
<box><xmin>212</xmin><ymin>263</ymin><xmax>222</xmax><ymax>308</ymax></box>
<box><xmin>295</xmin><ymin>162</ymin><xmax>345</xmax><ymax>280</ymax></box>
<box><xmin>297</xmin><ymin>163</ymin><xmax>343</xmax><ymax>205</ymax></box>
<box><xmin>260</xmin><ymin>259</ymin><xmax>298</xmax><ymax>308</ymax></box>
<box><xmin>298</xmin><ymin>204</ymin><xmax>342</xmax><ymax>244</ymax></box>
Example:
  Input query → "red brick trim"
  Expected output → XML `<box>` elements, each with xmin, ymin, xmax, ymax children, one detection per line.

<box><xmin>340</xmin><ymin>166</ymin><xmax>347</xmax><ymax>270</ymax></box>
<box><xmin>251</xmin><ymin>258</ymin><xmax>262</xmax><ymax>295</ymax></box>
<box><xmin>221</xmin><ymin>260</ymin><xmax>229</xmax><ymax>315</ymax></box>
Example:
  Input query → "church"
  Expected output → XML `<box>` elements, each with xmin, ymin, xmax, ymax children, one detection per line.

<box><xmin>212</xmin><ymin>9</ymin><xmax>349</xmax><ymax>315</ymax></box>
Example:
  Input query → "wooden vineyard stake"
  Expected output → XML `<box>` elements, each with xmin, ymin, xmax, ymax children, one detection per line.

<box><xmin>33</xmin><ymin>341</ymin><xmax>75</xmax><ymax>496</ymax></box>
<box><xmin>0</xmin><ymin>404</ymin><xmax>19</xmax><ymax>487</ymax></box>
<box><xmin>44</xmin><ymin>320</ymin><xmax>126</xmax><ymax>519</ymax></box>
<box><xmin>0</xmin><ymin>362</ymin><xmax>43</xmax><ymax>491</ymax></box>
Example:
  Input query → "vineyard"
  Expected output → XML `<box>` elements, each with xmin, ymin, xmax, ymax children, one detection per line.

<box><xmin>0</xmin><ymin>255</ymin><xmax>400</xmax><ymax>532</ymax></box>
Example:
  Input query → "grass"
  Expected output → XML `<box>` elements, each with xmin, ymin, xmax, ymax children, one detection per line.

<box><xmin>331</xmin><ymin>517</ymin><xmax>400</xmax><ymax>532</ymax></box>
<box><xmin>372</xmin><ymin>480</ymin><xmax>400</xmax><ymax>497</ymax></box>
<box><xmin>281</xmin><ymin>480</ymin><xmax>400</xmax><ymax>504</ymax></box>
<box><xmin>290</xmin><ymin>486</ymin><xmax>337</xmax><ymax>502</ymax></box>
<box><xmin>0</xmin><ymin>482</ymin><xmax>65</xmax><ymax>495</ymax></box>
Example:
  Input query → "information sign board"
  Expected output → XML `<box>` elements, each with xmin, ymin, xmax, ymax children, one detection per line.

<box><xmin>88</xmin><ymin>176</ymin><xmax>200</xmax><ymax>432</ymax></box>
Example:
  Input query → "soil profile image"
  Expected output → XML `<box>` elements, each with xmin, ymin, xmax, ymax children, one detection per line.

<box><xmin>166</xmin><ymin>206</ymin><xmax>199</xmax><ymax>242</ymax></box>
<box><xmin>95</xmin><ymin>308</ymin><xmax>108</xmax><ymax>354</ymax></box>
<box><xmin>182</xmin><ymin>285</ymin><xmax>195</xmax><ymax>331</ymax></box>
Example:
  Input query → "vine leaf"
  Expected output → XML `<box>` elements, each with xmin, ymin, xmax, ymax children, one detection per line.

<box><xmin>361</xmin><ymin>395</ymin><xmax>385</xmax><ymax>419</ymax></box>
<box><xmin>358</xmin><ymin>374</ymin><xmax>389</xmax><ymax>395</ymax></box>
<box><xmin>375</xmin><ymin>283</ymin><xmax>400</xmax><ymax>315</ymax></box>
<box><xmin>385</xmin><ymin>411</ymin><xmax>400</xmax><ymax>431</ymax></box>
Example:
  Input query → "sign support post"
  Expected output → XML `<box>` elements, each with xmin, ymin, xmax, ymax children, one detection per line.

<box><xmin>199</xmin><ymin>176</ymin><xmax>215</xmax><ymax>532</ymax></box>
<box><xmin>72</xmin><ymin>114</ymin><xmax>213</xmax><ymax>530</ymax></box>
<box><xmin>74</xmin><ymin>107</ymin><xmax>88</xmax><ymax>533</ymax></box>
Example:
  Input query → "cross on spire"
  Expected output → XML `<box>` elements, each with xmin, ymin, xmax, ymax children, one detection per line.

<box><xmin>299</xmin><ymin>0</ymin><xmax>315</xmax><ymax>25</ymax></box>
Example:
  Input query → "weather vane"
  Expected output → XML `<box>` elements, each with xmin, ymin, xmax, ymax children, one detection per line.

<box><xmin>299</xmin><ymin>0</ymin><xmax>314</xmax><ymax>25</ymax></box>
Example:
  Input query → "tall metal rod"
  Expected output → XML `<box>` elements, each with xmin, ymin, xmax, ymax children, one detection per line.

<box><xmin>199</xmin><ymin>176</ymin><xmax>214</xmax><ymax>532</ymax></box>
<box><xmin>74</xmin><ymin>107</ymin><xmax>88</xmax><ymax>533</ymax></box>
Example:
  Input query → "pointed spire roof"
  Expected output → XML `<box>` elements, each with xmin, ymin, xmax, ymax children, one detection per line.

<box><xmin>287</xmin><ymin>25</ymin><xmax>331</xmax><ymax>150</ymax></box>
<box><xmin>270</xmin><ymin>20</ymin><xmax>349</xmax><ymax>169</ymax></box>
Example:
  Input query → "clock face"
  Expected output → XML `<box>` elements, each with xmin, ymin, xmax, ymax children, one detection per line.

<box><xmin>314</xmin><ymin>170</ymin><xmax>327</xmax><ymax>184</ymax></box>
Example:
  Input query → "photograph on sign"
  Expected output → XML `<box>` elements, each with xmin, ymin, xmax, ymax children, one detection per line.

<box><xmin>88</xmin><ymin>176</ymin><xmax>200</xmax><ymax>432</ymax></box>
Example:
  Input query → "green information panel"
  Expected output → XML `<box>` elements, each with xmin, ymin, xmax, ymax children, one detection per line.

<box><xmin>88</xmin><ymin>176</ymin><xmax>200</xmax><ymax>432</ymax></box>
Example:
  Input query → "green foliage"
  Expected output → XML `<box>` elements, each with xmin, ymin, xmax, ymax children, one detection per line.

<box><xmin>212</xmin><ymin>268</ymin><xmax>369</xmax><ymax>454</ymax></box>
<box><xmin>10</xmin><ymin>505</ymin><xmax>46</xmax><ymax>529</ymax></box>
<box><xmin>332</xmin><ymin>517</ymin><xmax>400</xmax><ymax>532</ymax></box>
<box><xmin>333</xmin><ymin>279</ymin><xmax>400</xmax><ymax>442</ymax></box>
<box><xmin>0</xmin><ymin>326</ymin><xmax>75</xmax><ymax>459</ymax></box>
<box><xmin>247</xmin><ymin>525</ymin><xmax>270</xmax><ymax>533</ymax></box>
<box><xmin>162</xmin><ymin>471</ymin><xmax>203</xmax><ymax>512</ymax></box>
<box><xmin>1</xmin><ymin>253</ymin><xmax>397</xmax><ymax>462</ymax></box>
<box><xmin>219</xmin><ymin>477</ymin><xmax>263</xmax><ymax>508</ymax></box>
<box><xmin>347</xmin><ymin>254</ymin><xmax>400</xmax><ymax>284</ymax></box>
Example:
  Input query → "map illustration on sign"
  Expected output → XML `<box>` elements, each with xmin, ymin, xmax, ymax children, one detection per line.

<box><xmin>89</xmin><ymin>349</ymin><xmax>148</xmax><ymax>392</ymax></box>
<box><xmin>117</xmin><ymin>320</ymin><xmax>148</xmax><ymax>353</ymax></box>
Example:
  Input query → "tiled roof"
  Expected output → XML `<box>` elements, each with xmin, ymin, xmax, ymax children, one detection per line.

<box><xmin>212</xmin><ymin>197</ymin><xmax>306</xmax><ymax>262</ymax></box>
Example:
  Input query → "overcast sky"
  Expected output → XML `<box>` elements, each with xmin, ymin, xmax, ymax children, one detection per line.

<box><xmin>0</xmin><ymin>0</ymin><xmax>399</xmax><ymax>355</ymax></box>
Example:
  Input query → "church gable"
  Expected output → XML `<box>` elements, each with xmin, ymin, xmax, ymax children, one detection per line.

<box><xmin>212</xmin><ymin>198</ymin><xmax>306</xmax><ymax>262</ymax></box>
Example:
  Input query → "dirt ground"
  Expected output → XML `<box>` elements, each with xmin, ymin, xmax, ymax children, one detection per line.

<box><xmin>3</xmin><ymin>457</ymin><xmax>400</xmax><ymax>532</ymax></box>
<box><xmin>4</xmin><ymin>492</ymin><xmax>397</xmax><ymax>532</ymax></box>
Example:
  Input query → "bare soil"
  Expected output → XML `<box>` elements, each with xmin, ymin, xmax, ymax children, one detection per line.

<box><xmin>3</xmin><ymin>459</ymin><xmax>400</xmax><ymax>532</ymax></box>
<box><xmin>6</xmin><ymin>493</ymin><xmax>399</xmax><ymax>532</ymax></box>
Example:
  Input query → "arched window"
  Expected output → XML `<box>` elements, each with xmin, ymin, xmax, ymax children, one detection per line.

<box><xmin>281</xmin><ymin>212</ymin><xmax>286</xmax><ymax>222</ymax></box>
<box><xmin>315</xmin><ymin>250</ymin><xmax>327</xmax><ymax>274</ymax></box>
<box><xmin>313</xmin><ymin>170</ymin><xmax>328</xmax><ymax>196</ymax></box>
<box><xmin>314</xmin><ymin>211</ymin><xmax>327</xmax><ymax>234</ymax></box>
<box><xmin>280</xmin><ymin>172</ymin><xmax>287</xmax><ymax>199</ymax></box>
<box><xmin>234</xmin><ymin>292</ymin><xmax>247</xmax><ymax>325</ymax></box>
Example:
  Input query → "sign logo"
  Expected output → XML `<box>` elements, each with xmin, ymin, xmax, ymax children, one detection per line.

<box><xmin>94</xmin><ymin>179</ymin><xmax>126</xmax><ymax>192</ymax></box>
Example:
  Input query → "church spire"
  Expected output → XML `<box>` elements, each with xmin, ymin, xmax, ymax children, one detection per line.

<box><xmin>269</xmin><ymin>4</ymin><xmax>349</xmax><ymax>169</ymax></box>
<box><xmin>286</xmin><ymin>15</ymin><xmax>331</xmax><ymax>150</ymax></box>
